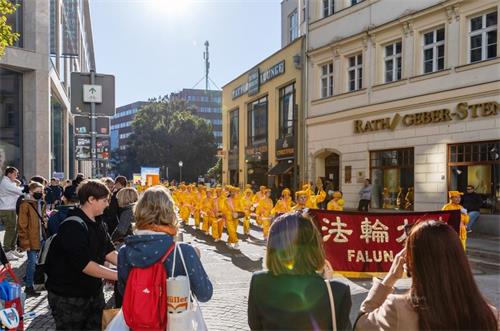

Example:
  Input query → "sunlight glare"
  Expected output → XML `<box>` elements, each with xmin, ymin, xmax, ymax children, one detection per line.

<box><xmin>151</xmin><ymin>0</ymin><xmax>190</xmax><ymax>18</ymax></box>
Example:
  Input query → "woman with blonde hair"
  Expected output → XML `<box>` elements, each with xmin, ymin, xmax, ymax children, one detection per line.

<box><xmin>111</xmin><ymin>187</ymin><xmax>139</xmax><ymax>245</ymax></box>
<box><xmin>248</xmin><ymin>212</ymin><xmax>352</xmax><ymax>330</ymax></box>
<box><xmin>117</xmin><ymin>185</ymin><xmax>212</xmax><ymax>302</ymax></box>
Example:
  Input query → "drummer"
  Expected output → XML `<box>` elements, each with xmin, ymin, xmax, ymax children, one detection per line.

<box><xmin>256</xmin><ymin>188</ymin><xmax>274</xmax><ymax>239</ymax></box>
<box><xmin>272</xmin><ymin>188</ymin><xmax>294</xmax><ymax>216</ymax></box>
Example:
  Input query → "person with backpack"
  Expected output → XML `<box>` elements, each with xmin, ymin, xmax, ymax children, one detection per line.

<box><xmin>17</xmin><ymin>181</ymin><xmax>47</xmax><ymax>297</ymax></box>
<box><xmin>0</xmin><ymin>167</ymin><xmax>25</xmax><ymax>261</ymax></box>
<box><xmin>46</xmin><ymin>187</ymin><xmax>80</xmax><ymax>237</ymax></box>
<box><xmin>117</xmin><ymin>186</ymin><xmax>213</xmax><ymax>330</ymax></box>
<box><xmin>102</xmin><ymin>176</ymin><xmax>127</xmax><ymax>236</ymax></box>
<box><xmin>45</xmin><ymin>180</ymin><xmax>118</xmax><ymax>330</ymax></box>
<box><xmin>111</xmin><ymin>187</ymin><xmax>138</xmax><ymax>247</ymax></box>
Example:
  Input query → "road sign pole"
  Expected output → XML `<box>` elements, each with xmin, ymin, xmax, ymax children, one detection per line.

<box><xmin>90</xmin><ymin>70</ymin><xmax>97</xmax><ymax>178</ymax></box>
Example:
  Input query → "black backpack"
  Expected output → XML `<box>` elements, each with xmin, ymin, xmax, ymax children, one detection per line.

<box><xmin>15</xmin><ymin>195</ymin><xmax>25</xmax><ymax>215</ymax></box>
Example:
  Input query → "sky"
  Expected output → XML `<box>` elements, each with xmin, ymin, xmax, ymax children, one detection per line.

<box><xmin>89</xmin><ymin>0</ymin><xmax>282</xmax><ymax>107</ymax></box>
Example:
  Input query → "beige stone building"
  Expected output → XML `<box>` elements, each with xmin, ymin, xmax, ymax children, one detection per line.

<box><xmin>305</xmin><ymin>0</ymin><xmax>499</xmax><ymax>220</ymax></box>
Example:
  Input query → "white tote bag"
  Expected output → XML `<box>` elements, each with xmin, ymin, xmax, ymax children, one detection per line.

<box><xmin>167</xmin><ymin>244</ymin><xmax>208</xmax><ymax>331</ymax></box>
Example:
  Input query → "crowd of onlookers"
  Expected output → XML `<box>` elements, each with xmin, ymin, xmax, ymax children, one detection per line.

<box><xmin>0</xmin><ymin>167</ymin><xmax>497</xmax><ymax>330</ymax></box>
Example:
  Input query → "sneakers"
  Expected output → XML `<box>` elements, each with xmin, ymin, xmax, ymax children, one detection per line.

<box><xmin>24</xmin><ymin>287</ymin><xmax>41</xmax><ymax>297</ymax></box>
<box><xmin>5</xmin><ymin>251</ymin><xmax>19</xmax><ymax>261</ymax></box>
<box><xmin>233</xmin><ymin>242</ymin><xmax>240</xmax><ymax>250</ymax></box>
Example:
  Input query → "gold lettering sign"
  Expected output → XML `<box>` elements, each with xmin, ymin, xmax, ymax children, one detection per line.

<box><xmin>354</xmin><ymin>101</ymin><xmax>498</xmax><ymax>134</ymax></box>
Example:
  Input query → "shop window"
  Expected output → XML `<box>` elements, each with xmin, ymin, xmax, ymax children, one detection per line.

<box><xmin>370</xmin><ymin>148</ymin><xmax>414</xmax><ymax>210</ymax></box>
<box><xmin>469</xmin><ymin>10</ymin><xmax>497</xmax><ymax>63</ymax></box>
<box><xmin>449</xmin><ymin>141</ymin><xmax>500</xmax><ymax>214</ymax></box>
<box><xmin>320</xmin><ymin>62</ymin><xmax>334</xmax><ymax>98</ymax></box>
<box><xmin>423</xmin><ymin>27</ymin><xmax>445</xmax><ymax>73</ymax></box>
<box><xmin>384</xmin><ymin>41</ymin><xmax>402</xmax><ymax>83</ymax></box>
<box><xmin>247</xmin><ymin>97</ymin><xmax>268</xmax><ymax>146</ymax></box>
<box><xmin>0</xmin><ymin>67</ymin><xmax>22</xmax><ymax>172</ymax></box>
<box><xmin>279</xmin><ymin>84</ymin><xmax>295</xmax><ymax>138</ymax></box>
<box><xmin>348</xmin><ymin>54</ymin><xmax>362</xmax><ymax>91</ymax></box>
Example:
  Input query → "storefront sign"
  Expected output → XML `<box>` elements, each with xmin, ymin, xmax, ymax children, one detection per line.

<box><xmin>354</xmin><ymin>101</ymin><xmax>498</xmax><ymax>134</ymax></box>
<box><xmin>309</xmin><ymin>209</ymin><xmax>461</xmax><ymax>277</ymax></box>
<box><xmin>232</xmin><ymin>60</ymin><xmax>286</xmax><ymax>99</ymax></box>
<box><xmin>276</xmin><ymin>136</ymin><xmax>295</xmax><ymax>159</ymax></box>
<box><xmin>245</xmin><ymin>144</ymin><xmax>268</xmax><ymax>162</ymax></box>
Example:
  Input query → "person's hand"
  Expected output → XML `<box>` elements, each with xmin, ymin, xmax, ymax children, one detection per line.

<box><xmin>460</xmin><ymin>208</ymin><xmax>467</xmax><ymax>214</ymax></box>
<box><xmin>3</xmin><ymin>263</ymin><xmax>11</xmax><ymax>269</ymax></box>
<box><xmin>382</xmin><ymin>248</ymin><xmax>406</xmax><ymax>287</ymax></box>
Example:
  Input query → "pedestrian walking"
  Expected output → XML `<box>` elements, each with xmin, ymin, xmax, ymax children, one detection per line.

<box><xmin>355</xmin><ymin>220</ymin><xmax>498</xmax><ymax>330</ymax></box>
<box><xmin>357</xmin><ymin>179</ymin><xmax>372</xmax><ymax>212</ymax></box>
<box><xmin>0</xmin><ymin>166</ymin><xmax>24</xmax><ymax>261</ymax></box>
<box><xmin>45</xmin><ymin>180</ymin><xmax>118</xmax><ymax>330</ymax></box>
<box><xmin>248</xmin><ymin>212</ymin><xmax>352</xmax><ymax>331</ymax></box>
<box><xmin>117</xmin><ymin>185</ymin><xmax>213</xmax><ymax>311</ymax></box>
<box><xmin>17</xmin><ymin>181</ymin><xmax>47</xmax><ymax>297</ymax></box>
<box><xmin>462</xmin><ymin>185</ymin><xmax>483</xmax><ymax>232</ymax></box>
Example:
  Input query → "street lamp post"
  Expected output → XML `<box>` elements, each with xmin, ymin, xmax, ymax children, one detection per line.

<box><xmin>178</xmin><ymin>161</ymin><xmax>183</xmax><ymax>183</ymax></box>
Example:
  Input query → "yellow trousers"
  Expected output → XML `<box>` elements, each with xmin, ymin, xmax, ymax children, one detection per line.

<box><xmin>212</xmin><ymin>218</ymin><xmax>224</xmax><ymax>241</ymax></box>
<box><xmin>460</xmin><ymin>224</ymin><xmax>467</xmax><ymax>250</ymax></box>
<box><xmin>226</xmin><ymin>218</ymin><xmax>239</xmax><ymax>244</ymax></box>
<box><xmin>243</xmin><ymin>216</ymin><xmax>251</xmax><ymax>235</ymax></box>
<box><xmin>202</xmin><ymin>215</ymin><xmax>212</xmax><ymax>233</ymax></box>
<box><xmin>180</xmin><ymin>206</ymin><xmax>190</xmax><ymax>222</ymax></box>
<box><xmin>261</xmin><ymin>217</ymin><xmax>271</xmax><ymax>239</ymax></box>
<box><xmin>194</xmin><ymin>210</ymin><xmax>201</xmax><ymax>228</ymax></box>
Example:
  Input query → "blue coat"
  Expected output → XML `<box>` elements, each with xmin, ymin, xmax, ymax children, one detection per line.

<box><xmin>117</xmin><ymin>233</ymin><xmax>213</xmax><ymax>302</ymax></box>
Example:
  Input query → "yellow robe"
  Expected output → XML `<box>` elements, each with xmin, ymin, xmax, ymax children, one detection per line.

<box><xmin>256</xmin><ymin>198</ymin><xmax>274</xmax><ymax>238</ymax></box>
<box><xmin>240</xmin><ymin>195</ymin><xmax>254</xmax><ymax>235</ymax></box>
<box><xmin>442</xmin><ymin>202</ymin><xmax>469</xmax><ymax>249</ymax></box>
<box><xmin>306</xmin><ymin>190</ymin><xmax>326</xmax><ymax>209</ymax></box>
<box><xmin>224</xmin><ymin>196</ymin><xmax>242</xmax><ymax>244</ymax></box>
<box><xmin>271</xmin><ymin>197</ymin><xmax>293</xmax><ymax>216</ymax></box>
<box><xmin>327</xmin><ymin>199</ymin><xmax>345</xmax><ymax>211</ymax></box>
<box><xmin>200</xmin><ymin>196</ymin><xmax>215</xmax><ymax>234</ymax></box>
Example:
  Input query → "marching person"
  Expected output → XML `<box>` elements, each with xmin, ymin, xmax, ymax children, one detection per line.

<box><xmin>292</xmin><ymin>191</ymin><xmax>309</xmax><ymax>211</ymax></box>
<box><xmin>224</xmin><ymin>186</ymin><xmax>243</xmax><ymax>249</ymax></box>
<box><xmin>358</xmin><ymin>178</ymin><xmax>372</xmax><ymax>212</ymax></box>
<box><xmin>442</xmin><ymin>191</ymin><xmax>469</xmax><ymax>249</ymax></box>
<box><xmin>355</xmin><ymin>220</ymin><xmax>498</xmax><ymax>330</ymax></box>
<box><xmin>17</xmin><ymin>181</ymin><xmax>47</xmax><ymax>297</ymax></box>
<box><xmin>256</xmin><ymin>188</ymin><xmax>274</xmax><ymax>239</ymax></box>
<box><xmin>271</xmin><ymin>188</ymin><xmax>294</xmax><ymax>216</ymax></box>
<box><xmin>302</xmin><ymin>183</ymin><xmax>326</xmax><ymax>209</ymax></box>
<box><xmin>248</xmin><ymin>212</ymin><xmax>352</xmax><ymax>330</ymax></box>
<box><xmin>241</xmin><ymin>188</ymin><xmax>255</xmax><ymax>235</ymax></box>
<box><xmin>200</xmin><ymin>188</ymin><xmax>215</xmax><ymax>235</ymax></box>
<box><xmin>327</xmin><ymin>191</ymin><xmax>345</xmax><ymax>211</ymax></box>
<box><xmin>212</xmin><ymin>187</ymin><xmax>225</xmax><ymax>242</ymax></box>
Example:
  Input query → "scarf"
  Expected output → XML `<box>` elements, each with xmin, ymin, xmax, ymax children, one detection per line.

<box><xmin>137</xmin><ymin>223</ymin><xmax>178</xmax><ymax>236</ymax></box>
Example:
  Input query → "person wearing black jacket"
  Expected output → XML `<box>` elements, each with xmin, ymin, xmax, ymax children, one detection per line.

<box><xmin>248</xmin><ymin>213</ymin><xmax>352</xmax><ymax>331</ymax></box>
<box><xmin>462</xmin><ymin>185</ymin><xmax>482</xmax><ymax>232</ymax></box>
<box><xmin>45</xmin><ymin>180</ymin><xmax>117</xmax><ymax>330</ymax></box>
<box><xmin>102</xmin><ymin>176</ymin><xmax>127</xmax><ymax>235</ymax></box>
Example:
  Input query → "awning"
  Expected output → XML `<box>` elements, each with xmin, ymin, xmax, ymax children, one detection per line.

<box><xmin>267</xmin><ymin>161</ymin><xmax>293</xmax><ymax>176</ymax></box>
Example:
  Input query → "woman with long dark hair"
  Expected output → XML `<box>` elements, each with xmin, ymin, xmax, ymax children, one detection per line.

<box><xmin>355</xmin><ymin>220</ymin><xmax>498</xmax><ymax>330</ymax></box>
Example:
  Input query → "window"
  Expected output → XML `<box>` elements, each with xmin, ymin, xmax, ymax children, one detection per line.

<box><xmin>370</xmin><ymin>148</ymin><xmax>414</xmax><ymax>210</ymax></box>
<box><xmin>6</xmin><ymin>0</ymin><xmax>23</xmax><ymax>48</ymax></box>
<box><xmin>384</xmin><ymin>41</ymin><xmax>402</xmax><ymax>82</ymax></box>
<box><xmin>448</xmin><ymin>141</ymin><xmax>500</xmax><ymax>214</ymax></box>
<box><xmin>321</xmin><ymin>62</ymin><xmax>334</xmax><ymax>98</ymax></box>
<box><xmin>469</xmin><ymin>11</ymin><xmax>497</xmax><ymax>63</ymax></box>
<box><xmin>322</xmin><ymin>0</ymin><xmax>334</xmax><ymax>18</ymax></box>
<box><xmin>279</xmin><ymin>84</ymin><xmax>295</xmax><ymax>138</ymax></box>
<box><xmin>229</xmin><ymin>109</ymin><xmax>239</xmax><ymax>150</ymax></box>
<box><xmin>247</xmin><ymin>97</ymin><xmax>268</xmax><ymax>146</ymax></box>
<box><xmin>0</xmin><ymin>68</ymin><xmax>22</xmax><ymax>171</ymax></box>
<box><xmin>348</xmin><ymin>54</ymin><xmax>363</xmax><ymax>91</ymax></box>
<box><xmin>351</xmin><ymin>0</ymin><xmax>363</xmax><ymax>5</ymax></box>
<box><xmin>289</xmin><ymin>9</ymin><xmax>298</xmax><ymax>43</ymax></box>
<box><xmin>423</xmin><ymin>27</ymin><xmax>445</xmax><ymax>73</ymax></box>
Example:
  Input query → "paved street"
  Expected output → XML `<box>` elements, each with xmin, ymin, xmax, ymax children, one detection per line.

<box><xmin>1</xmin><ymin>221</ymin><xmax>498</xmax><ymax>331</ymax></box>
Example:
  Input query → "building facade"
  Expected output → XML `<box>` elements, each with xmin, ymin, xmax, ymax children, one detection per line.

<box><xmin>170</xmin><ymin>89</ymin><xmax>223</xmax><ymax>148</ymax></box>
<box><xmin>110</xmin><ymin>101</ymin><xmax>148</xmax><ymax>151</ymax></box>
<box><xmin>0</xmin><ymin>0</ymin><xmax>96</xmax><ymax>179</ymax></box>
<box><xmin>222</xmin><ymin>37</ymin><xmax>305</xmax><ymax>190</ymax></box>
<box><xmin>306</xmin><ymin>0</ymin><xmax>499</xmax><ymax>215</ymax></box>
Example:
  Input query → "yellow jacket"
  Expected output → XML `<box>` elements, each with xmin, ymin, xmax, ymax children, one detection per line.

<box><xmin>241</xmin><ymin>195</ymin><xmax>254</xmax><ymax>216</ymax></box>
<box><xmin>306</xmin><ymin>190</ymin><xmax>326</xmax><ymax>209</ymax></box>
<box><xmin>200</xmin><ymin>196</ymin><xmax>215</xmax><ymax>218</ymax></box>
<box><xmin>225</xmin><ymin>196</ymin><xmax>243</xmax><ymax>219</ymax></box>
<box><xmin>327</xmin><ymin>199</ymin><xmax>345</xmax><ymax>211</ymax></box>
<box><xmin>256</xmin><ymin>198</ymin><xmax>274</xmax><ymax>219</ymax></box>
<box><xmin>271</xmin><ymin>197</ymin><xmax>293</xmax><ymax>215</ymax></box>
<box><xmin>252</xmin><ymin>191</ymin><xmax>266</xmax><ymax>204</ymax></box>
<box><xmin>442</xmin><ymin>202</ymin><xmax>469</xmax><ymax>242</ymax></box>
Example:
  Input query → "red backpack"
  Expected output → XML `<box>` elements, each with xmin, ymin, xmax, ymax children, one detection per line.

<box><xmin>123</xmin><ymin>243</ymin><xmax>176</xmax><ymax>331</ymax></box>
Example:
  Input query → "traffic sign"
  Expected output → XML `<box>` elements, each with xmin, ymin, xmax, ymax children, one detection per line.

<box><xmin>71</xmin><ymin>72</ymin><xmax>115</xmax><ymax>116</ymax></box>
<box><xmin>75</xmin><ymin>136</ymin><xmax>110</xmax><ymax>160</ymax></box>
<box><xmin>83</xmin><ymin>84</ymin><xmax>102</xmax><ymax>103</ymax></box>
<box><xmin>74</xmin><ymin>116</ymin><xmax>110</xmax><ymax>135</ymax></box>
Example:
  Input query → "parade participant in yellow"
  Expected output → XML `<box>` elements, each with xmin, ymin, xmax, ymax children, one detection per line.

<box><xmin>256</xmin><ymin>188</ymin><xmax>274</xmax><ymax>239</ymax></box>
<box><xmin>327</xmin><ymin>191</ymin><xmax>345</xmax><ymax>211</ymax></box>
<box><xmin>192</xmin><ymin>185</ymin><xmax>206</xmax><ymax>229</ymax></box>
<box><xmin>241</xmin><ymin>188</ymin><xmax>254</xmax><ymax>235</ymax></box>
<box><xmin>442</xmin><ymin>191</ymin><xmax>469</xmax><ymax>250</ymax></box>
<box><xmin>292</xmin><ymin>191</ymin><xmax>308</xmax><ymax>211</ymax></box>
<box><xmin>178</xmin><ymin>185</ymin><xmax>191</xmax><ymax>223</ymax></box>
<box><xmin>200</xmin><ymin>188</ymin><xmax>215</xmax><ymax>235</ymax></box>
<box><xmin>224</xmin><ymin>186</ymin><xmax>243</xmax><ymax>248</ymax></box>
<box><xmin>212</xmin><ymin>187</ymin><xmax>226</xmax><ymax>242</ymax></box>
<box><xmin>271</xmin><ymin>188</ymin><xmax>294</xmax><ymax>216</ymax></box>
<box><xmin>252</xmin><ymin>186</ymin><xmax>267</xmax><ymax>204</ymax></box>
<box><xmin>302</xmin><ymin>183</ymin><xmax>326</xmax><ymax>209</ymax></box>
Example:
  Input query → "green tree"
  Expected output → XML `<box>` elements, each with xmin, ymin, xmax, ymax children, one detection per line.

<box><xmin>206</xmin><ymin>157</ymin><xmax>222</xmax><ymax>184</ymax></box>
<box><xmin>123</xmin><ymin>96</ymin><xmax>217</xmax><ymax>182</ymax></box>
<box><xmin>0</xmin><ymin>0</ymin><xmax>19</xmax><ymax>58</ymax></box>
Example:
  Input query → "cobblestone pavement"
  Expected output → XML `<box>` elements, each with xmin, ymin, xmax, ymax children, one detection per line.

<box><xmin>1</xmin><ymin>220</ymin><xmax>498</xmax><ymax>330</ymax></box>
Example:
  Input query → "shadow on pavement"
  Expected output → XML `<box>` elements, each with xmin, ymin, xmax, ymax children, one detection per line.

<box><xmin>181</xmin><ymin>224</ymin><xmax>264</xmax><ymax>273</ymax></box>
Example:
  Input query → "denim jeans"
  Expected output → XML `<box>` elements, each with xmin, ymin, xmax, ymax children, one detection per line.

<box><xmin>467</xmin><ymin>211</ymin><xmax>480</xmax><ymax>231</ymax></box>
<box><xmin>23</xmin><ymin>250</ymin><xmax>39</xmax><ymax>287</ymax></box>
